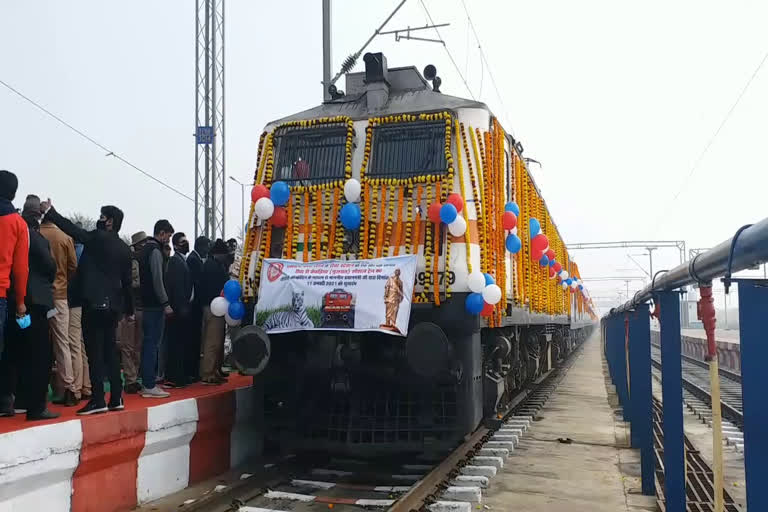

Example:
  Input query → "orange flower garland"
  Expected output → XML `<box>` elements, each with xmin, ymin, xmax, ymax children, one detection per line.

<box><xmin>376</xmin><ymin>183</ymin><xmax>386</xmax><ymax>258</ymax></box>
<box><xmin>393</xmin><ymin>186</ymin><xmax>404</xmax><ymax>256</ymax></box>
<box><xmin>303</xmin><ymin>191</ymin><xmax>310</xmax><ymax>262</ymax></box>
<box><xmin>283</xmin><ymin>193</ymin><xmax>293</xmax><ymax>259</ymax></box>
<box><xmin>433</xmin><ymin>181</ymin><xmax>442</xmax><ymax>306</ymax></box>
<box><xmin>314</xmin><ymin>190</ymin><xmax>323</xmax><ymax>260</ymax></box>
<box><xmin>411</xmin><ymin>185</ymin><xmax>422</xmax><ymax>256</ymax></box>
<box><xmin>328</xmin><ymin>188</ymin><xmax>340</xmax><ymax>259</ymax></box>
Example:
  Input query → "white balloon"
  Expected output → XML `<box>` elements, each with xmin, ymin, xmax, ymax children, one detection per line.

<box><xmin>344</xmin><ymin>178</ymin><xmax>362</xmax><ymax>203</ymax></box>
<box><xmin>511</xmin><ymin>227</ymin><xmax>518</xmax><ymax>235</ymax></box>
<box><xmin>561</xmin><ymin>282</ymin><xmax>568</xmax><ymax>289</ymax></box>
<box><xmin>225</xmin><ymin>312</ymin><xmax>242</xmax><ymax>327</ymax></box>
<box><xmin>467</xmin><ymin>271</ymin><xmax>486</xmax><ymax>293</ymax></box>
<box><xmin>571</xmin><ymin>281</ymin><xmax>578</xmax><ymax>289</ymax></box>
<box><xmin>448</xmin><ymin>215</ymin><xmax>467</xmax><ymax>237</ymax></box>
<box><xmin>255</xmin><ymin>197</ymin><xmax>275</xmax><ymax>219</ymax></box>
<box><xmin>210</xmin><ymin>296</ymin><xmax>229</xmax><ymax>317</ymax></box>
<box><xmin>482</xmin><ymin>284</ymin><xmax>502</xmax><ymax>305</ymax></box>
<box><xmin>560</xmin><ymin>270</ymin><xmax>569</xmax><ymax>280</ymax></box>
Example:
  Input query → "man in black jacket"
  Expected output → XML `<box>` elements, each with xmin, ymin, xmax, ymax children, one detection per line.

<box><xmin>0</xmin><ymin>198</ymin><xmax>59</xmax><ymax>420</ymax></box>
<box><xmin>164</xmin><ymin>232</ymin><xmax>193</xmax><ymax>387</ymax></box>
<box><xmin>40</xmin><ymin>199</ymin><xmax>133</xmax><ymax>415</ymax></box>
<box><xmin>186</xmin><ymin>236</ymin><xmax>209</xmax><ymax>382</ymax></box>
<box><xmin>200</xmin><ymin>239</ymin><xmax>230</xmax><ymax>384</ymax></box>
<box><xmin>138</xmin><ymin>219</ymin><xmax>174</xmax><ymax>398</ymax></box>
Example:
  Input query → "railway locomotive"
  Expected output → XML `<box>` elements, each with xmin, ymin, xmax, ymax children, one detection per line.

<box><xmin>233</xmin><ymin>52</ymin><xmax>596</xmax><ymax>455</ymax></box>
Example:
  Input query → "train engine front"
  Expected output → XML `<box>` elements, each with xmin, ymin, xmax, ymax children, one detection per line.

<box><xmin>233</xmin><ymin>52</ymin><xmax>595</xmax><ymax>456</ymax></box>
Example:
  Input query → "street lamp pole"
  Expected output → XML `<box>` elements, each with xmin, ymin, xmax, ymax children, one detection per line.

<box><xmin>229</xmin><ymin>176</ymin><xmax>246</xmax><ymax>237</ymax></box>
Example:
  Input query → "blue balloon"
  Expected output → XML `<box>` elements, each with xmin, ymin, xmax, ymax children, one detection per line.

<box><xmin>505</xmin><ymin>233</ymin><xmax>522</xmax><ymax>254</ymax></box>
<box><xmin>504</xmin><ymin>202</ymin><xmax>520</xmax><ymax>216</ymax></box>
<box><xmin>223</xmin><ymin>279</ymin><xmax>242</xmax><ymax>302</ymax></box>
<box><xmin>484</xmin><ymin>273</ymin><xmax>495</xmax><ymax>286</ymax></box>
<box><xmin>465</xmin><ymin>292</ymin><xmax>485</xmax><ymax>314</ymax></box>
<box><xmin>565</xmin><ymin>278</ymin><xmax>573</xmax><ymax>286</ymax></box>
<box><xmin>529</xmin><ymin>218</ymin><xmax>540</xmax><ymax>237</ymax></box>
<box><xmin>539</xmin><ymin>254</ymin><xmax>549</xmax><ymax>267</ymax></box>
<box><xmin>228</xmin><ymin>300</ymin><xmax>245</xmax><ymax>320</ymax></box>
<box><xmin>340</xmin><ymin>203</ymin><xmax>361</xmax><ymax>229</ymax></box>
<box><xmin>578</xmin><ymin>284</ymin><xmax>584</xmax><ymax>290</ymax></box>
<box><xmin>548</xmin><ymin>258</ymin><xmax>556</xmax><ymax>267</ymax></box>
<box><xmin>270</xmin><ymin>181</ymin><xmax>290</xmax><ymax>206</ymax></box>
<box><xmin>440</xmin><ymin>203</ymin><xmax>458</xmax><ymax>224</ymax></box>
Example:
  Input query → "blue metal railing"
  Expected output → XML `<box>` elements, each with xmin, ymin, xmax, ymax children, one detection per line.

<box><xmin>602</xmin><ymin>218</ymin><xmax>768</xmax><ymax>511</ymax></box>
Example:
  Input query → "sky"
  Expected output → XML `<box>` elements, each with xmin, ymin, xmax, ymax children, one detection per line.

<box><xmin>2</xmin><ymin>0</ymin><xmax>767</xmax><ymax>312</ymax></box>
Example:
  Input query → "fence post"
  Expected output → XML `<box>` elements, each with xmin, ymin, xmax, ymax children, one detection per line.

<box><xmin>658</xmin><ymin>290</ymin><xmax>685</xmax><ymax>512</ymax></box>
<box><xmin>613</xmin><ymin>315</ymin><xmax>629</xmax><ymax>419</ymax></box>
<box><xmin>736</xmin><ymin>280</ymin><xmax>768</xmax><ymax>511</ymax></box>
<box><xmin>628</xmin><ymin>303</ymin><xmax>654</xmax><ymax>495</ymax></box>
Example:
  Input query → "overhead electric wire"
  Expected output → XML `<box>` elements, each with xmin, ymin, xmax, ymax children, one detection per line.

<box><xmin>458</xmin><ymin>0</ymin><xmax>513</xmax><ymax>134</ymax></box>
<box><xmin>419</xmin><ymin>0</ymin><xmax>475</xmax><ymax>100</ymax></box>
<box><xmin>653</xmin><ymin>46</ymin><xmax>768</xmax><ymax>229</ymax></box>
<box><xmin>0</xmin><ymin>78</ymin><xmax>195</xmax><ymax>202</ymax></box>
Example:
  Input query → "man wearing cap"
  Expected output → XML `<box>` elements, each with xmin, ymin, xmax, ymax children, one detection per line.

<box><xmin>119</xmin><ymin>231</ymin><xmax>147</xmax><ymax>394</ymax></box>
<box><xmin>200</xmin><ymin>239</ymin><xmax>231</xmax><ymax>384</ymax></box>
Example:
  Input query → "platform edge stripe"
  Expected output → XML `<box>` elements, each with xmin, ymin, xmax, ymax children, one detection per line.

<box><xmin>264</xmin><ymin>490</ymin><xmax>316</xmax><ymax>501</ymax></box>
<box><xmin>230</xmin><ymin>383</ymin><xmax>261</xmax><ymax>468</ymax></box>
<box><xmin>136</xmin><ymin>398</ymin><xmax>199</xmax><ymax>504</ymax></box>
<box><xmin>71</xmin><ymin>410</ymin><xmax>148</xmax><ymax>512</ymax></box>
<box><xmin>0</xmin><ymin>419</ymin><xmax>83</xmax><ymax>512</ymax></box>
<box><xmin>189</xmin><ymin>390</ymin><xmax>236</xmax><ymax>484</ymax></box>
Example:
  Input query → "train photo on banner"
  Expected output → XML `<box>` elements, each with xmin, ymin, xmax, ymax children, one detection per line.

<box><xmin>231</xmin><ymin>52</ymin><xmax>596</xmax><ymax>455</ymax></box>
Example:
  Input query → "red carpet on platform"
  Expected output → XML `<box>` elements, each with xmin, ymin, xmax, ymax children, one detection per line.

<box><xmin>0</xmin><ymin>373</ymin><xmax>252</xmax><ymax>435</ymax></box>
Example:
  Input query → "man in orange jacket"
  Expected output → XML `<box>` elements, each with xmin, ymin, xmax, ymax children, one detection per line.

<box><xmin>0</xmin><ymin>170</ymin><xmax>29</xmax><ymax>355</ymax></box>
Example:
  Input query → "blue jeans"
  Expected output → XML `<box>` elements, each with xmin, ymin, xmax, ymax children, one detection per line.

<box><xmin>140</xmin><ymin>310</ymin><xmax>165</xmax><ymax>389</ymax></box>
<box><xmin>0</xmin><ymin>298</ymin><xmax>7</xmax><ymax>355</ymax></box>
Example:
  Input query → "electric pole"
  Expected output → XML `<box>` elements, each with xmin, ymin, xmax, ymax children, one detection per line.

<box><xmin>322</xmin><ymin>0</ymin><xmax>332</xmax><ymax>101</ymax></box>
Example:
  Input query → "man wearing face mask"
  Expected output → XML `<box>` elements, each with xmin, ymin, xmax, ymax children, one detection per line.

<box><xmin>40</xmin><ymin>198</ymin><xmax>133</xmax><ymax>415</ymax></box>
<box><xmin>163</xmin><ymin>232</ymin><xmax>193</xmax><ymax>387</ymax></box>
<box><xmin>138</xmin><ymin>219</ymin><xmax>174</xmax><ymax>398</ymax></box>
<box><xmin>0</xmin><ymin>196</ymin><xmax>59</xmax><ymax>420</ymax></box>
<box><xmin>200</xmin><ymin>239</ymin><xmax>231</xmax><ymax>385</ymax></box>
<box><xmin>186</xmin><ymin>236</ymin><xmax>209</xmax><ymax>383</ymax></box>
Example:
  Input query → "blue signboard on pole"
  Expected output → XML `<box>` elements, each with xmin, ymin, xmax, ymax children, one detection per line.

<box><xmin>196</xmin><ymin>126</ymin><xmax>214</xmax><ymax>144</ymax></box>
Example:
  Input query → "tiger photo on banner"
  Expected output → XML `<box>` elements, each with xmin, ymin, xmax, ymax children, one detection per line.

<box><xmin>255</xmin><ymin>255</ymin><xmax>417</xmax><ymax>336</ymax></box>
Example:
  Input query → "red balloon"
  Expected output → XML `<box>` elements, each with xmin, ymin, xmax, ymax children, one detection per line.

<box><xmin>480</xmin><ymin>302</ymin><xmax>494</xmax><ymax>317</ymax></box>
<box><xmin>446</xmin><ymin>193</ymin><xmax>464</xmax><ymax>214</ymax></box>
<box><xmin>548</xmin><ymin>266</ymin><xmax>556</xmax><ymax>278</ymax></box>
<box><xmin>270</xmin><ymin>206</ymin><xmax>288</xmax><ymax>228</ymax></box>
<box><xmin>531</xmin><ymin>233</ymin><xmax>549</xmax><ymax>253</ymax></box>
<box><xmin>553</xmin><ymin>261</ymin><xmax>562</xmax><ymax>273</ymax></box>
<box><xmin>531</xmin><ymin>249</ymin><xmax>544</xmax><ymax>262</ymax></box>
<box><xmin>545</xmin><ymin>249</ymin><xmax>555</xmax><ymax>261</ymax></box>
<box><xmin>502</xmin><ymin>211</ymin><xmax>517</xmax><ymax>230</ymax></box>
<box><xmin>427</xmin><ymin>202</ymin><xmax>443</xmax><ymax>224</ymax></box>
<box><xmin>251</xmin><ymin>184</ymin><xmax>269</xmax><ymax>203</ymax></box>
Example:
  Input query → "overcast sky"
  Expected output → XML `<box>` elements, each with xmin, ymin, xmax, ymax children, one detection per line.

<box><xmin>2</xmin><ymin>1</ymin><xmax>766</xmax><ymax>311</ymax></box>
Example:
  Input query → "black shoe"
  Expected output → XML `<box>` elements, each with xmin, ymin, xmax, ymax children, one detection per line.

<box><xmin>76</xmin><ymin>401</ymin><xmax>108</xmax><ymax>416</ymax></box>
<box><xmin>54</xmin><ymin>390</ymin><xmax>78</xmax><ymax>407</ymax></box>
<box><xmin>27</xmin><ymin>409</ymin><xmax>61</xmax><ymax>421</ymax></box>
<box><xmin>108</xmin><ymin>398</ymin><xmax>124</xmax><ymax>411</ymax></box>
<box><xmin>125</xmin><ymin>383</ymin><xmax>142</xmax><ymax>394</ymax></box>
<box><xmin>163</xmin><ymin>381</ymin><xmax>187</xmax><ymax>389</ymax></box>
<box><xmin>0</xmin><ymin>407</ymin><xmax>14</xmax><ymax>417</ymax></box>
<box><xmin>218</xmin><ymin>368</ymin><xmax>230</xmax><ymax>377</ymax></box>
<box><xmin>80</xmin><ymin>393</ymin><xmax>92</xmax><ymax>402</ymax></box>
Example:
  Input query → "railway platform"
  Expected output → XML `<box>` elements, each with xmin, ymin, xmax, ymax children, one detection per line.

<box><xmin>482</xmin><ymin>332</ymin><xmax>656</xmax><ymax>512</ymax></box>
<box><xmin>0</xmin><ymin>374</ymin><xmax>262</xmax><ymax>512</ymax></box>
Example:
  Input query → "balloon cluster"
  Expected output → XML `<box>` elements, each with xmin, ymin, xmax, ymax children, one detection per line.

<box><xmin>340</xmin><ymin>178</ymin><xmax>362</xmax><ymax>230</ymax></box>
<box><xmin>464</xmin><ymin>271</ymin><xmax>502</xmax><ymax>316</ymax></box>
<box><xmin>428</xmin><ymin>193</ymin><xmax>467</xmax><ymax>237</ymax></box>
<box><xmin>503</xmin><ymin>202</ymin><xmax>521</xmax><ymax>254</ymax></box>
<box><xmin>251</xmin><ymin>181</ymin><xmax>290</xmax><ymax>228</ymax></box>
<box><xmin>210</xmin><ymin>279</ymin><xmax>246</xmax><ymax>326</ymax></box>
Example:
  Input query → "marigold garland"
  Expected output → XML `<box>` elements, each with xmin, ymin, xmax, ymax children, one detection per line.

<box><xmin>469</xmin><ymin>127</ymin><xmax>487</xmax><ymax>276</ymax></box>
<box><xmin>393</xmin><ymin>186</ymin><xmax>404</xmax><ymax>255</ymax></box>
<box><xmin>403</xmin><ymin>184</ymin><xmax>414</xmax><ymax>255</ymax></box>
<box><xmin>433</xmin><ymin>181</ymin><xmax>442</xmax><ymax>306</ymax></box>
<box><xmin>283</xmin><ymin>192</ymin><xmax>293</xmax><ymax>259</ymax></box>
<box><xmin>361</xmin><ymin>183</ymin><xmax>371</xmax><ymax>259</ymax></box>
<box><xmin>376</xmin><ymin>184</ymin><xmax>387</xmax><ymax>258</ymax></box>
<box><xmin>368</xmin><ymin>185</ymin><xmax>379</xmax><ymax>258</ymax></box>
<box><xmin>411</xmin><ymin>185</ymin><xmax>422</xmax><ymax>256</ymax></box>
<box><xmin>303</xmin><ymin>190</ymin><xmax>310</xmax><ymax>262</ymax></box>
<box><xmin>423</xmin><ymin>184</ymin><xmax>434</xmax><ymax>302</ymax></box>
<box><xmin>455</xmin><ymin>121</ymin><xmax>472</xmax><ymax>275</ymax></box>
<box><xmin>314</xmin><ymin>190</ymin><xmax>323</xmax><ymax>260</ymax></box>
<box><xmin>292</xmin><ymin>192</ymin><xmax>301</xmax><ymax>261</ymax></box>
<box><xmin>328</xmin><ymin>188</ymin><xmax>340</xmax><ymax>259</ymax></box>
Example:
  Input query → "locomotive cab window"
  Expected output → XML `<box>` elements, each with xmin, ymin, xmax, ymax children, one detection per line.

<box><xmin>369</xmin><ymin>120</ymin><xmax>447</xmax><ymax>178</ymax></box>
<box><xmin>273</xmin><ymin>125</ymin><xmax>348</xmax><ymax>185</ymax></box>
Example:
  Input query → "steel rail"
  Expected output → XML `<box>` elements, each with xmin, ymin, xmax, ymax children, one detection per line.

<box><xmin>612</xmin><ymin>217</ymin><xmax>768</xmax><ymax>313</ymax></box>
<box><xmin>650</xmin><ymin>342</ymin><xmax>742</xmax><ymax>383</ymax></box>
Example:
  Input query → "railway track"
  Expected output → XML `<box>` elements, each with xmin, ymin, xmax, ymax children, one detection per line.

<box><xmin>649</xmin><ymin>344</ymin><xmax>745</xmax><ymax>511</ymax></box>
<box><xmin>650</xmin><ymin>344</ymin><xmax>744</xmax><ymax>449</ymax></box>
<box><xmin>167</xmin><ymin>342</ymin><xmax>585</xmax><ymax>512</ymax></box>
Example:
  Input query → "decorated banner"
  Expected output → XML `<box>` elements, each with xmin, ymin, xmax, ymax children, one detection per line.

<box><xmin>256</xmin><ymin>255</ymin><xmax>417</xmax><ymax>336</ymax></box>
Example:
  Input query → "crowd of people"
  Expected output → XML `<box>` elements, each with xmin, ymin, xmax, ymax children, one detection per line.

<box><xmin>0</xmin><ymin>169</ymin><xmax>240</xmax><ymax>420</ymax></box>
